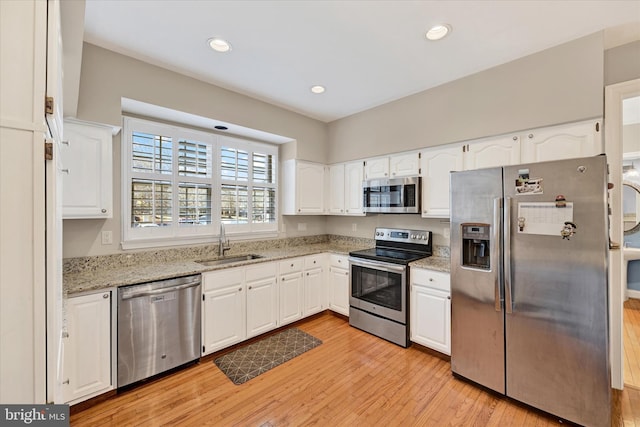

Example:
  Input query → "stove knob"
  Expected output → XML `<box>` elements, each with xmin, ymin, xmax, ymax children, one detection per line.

<box><xmin>422</xmin><ymin>235</ymin><xmax>427</xmax><ymax>240</ymax></box>
<box><xmin>411</xmin><ymin>234</ymin><xmax>416</xmax><ymax>239</ymax></box>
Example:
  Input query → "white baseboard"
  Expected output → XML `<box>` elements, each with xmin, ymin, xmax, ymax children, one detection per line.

<box><xmin>627</xmin><ymin>289</ymin><xmax>640</xmax><ymax>300</ymax></box>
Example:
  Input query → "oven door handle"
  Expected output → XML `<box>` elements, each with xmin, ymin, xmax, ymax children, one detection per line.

<box><xmin>348</xmin><ymin>258</ymin><xmax>406</xmax><ymax>273</ymax></box>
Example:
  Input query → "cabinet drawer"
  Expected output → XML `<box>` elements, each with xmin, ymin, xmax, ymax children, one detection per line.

<box><xmin>411</xmin><ymin>268</ymin><xmax>450</xmax><ymax>293</ymax></box>
<box><xmin>246</xmin><ymin>262</ymin><xmax>277</xmax><ymax>282</ymax></box>
<box><xmin>203</xmin><ymin>267</ymin><xmax>244</xmax><ymax>292</ymax></box>
<box><xmin>304</xmin><ymin>254</ymin><xmax>324</xmax><ymax>270</ymax></box>
<box><xmin>329</xmin><ymin>254</ymin><xmax>348</xmax><ymax>269</ymax></box>
<box><xmin>279</xmin><ymin>258</ymin><xmax>304</xmax><ymax>274</ymax></box>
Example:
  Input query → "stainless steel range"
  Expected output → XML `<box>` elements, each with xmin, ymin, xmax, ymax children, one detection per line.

<box><xmin>349</xmin><ymin>227</ymin><xmax>432</xmax><ymax>347</ymax></box>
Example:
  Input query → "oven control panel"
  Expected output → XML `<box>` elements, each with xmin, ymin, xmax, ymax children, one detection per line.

<box><xmin>374</xmin><ymin>227</ymin><xmax>431</xmax><ymax>245</ymax></box>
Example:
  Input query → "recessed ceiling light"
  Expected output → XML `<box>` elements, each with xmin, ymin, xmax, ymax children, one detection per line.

<box><xmin>426</xmin><ymin>24</ymin><xmax>451</xmax><ymax>41</ymax></box>
<box><xmin>311</xmin><ymin>85</ymin><xmax>325</xmax><ymax>94</ymax></box>
<box><xmin>207</xmin><ymin>37</ymin><xmax>232</xmax><ymax>53</ymax></box>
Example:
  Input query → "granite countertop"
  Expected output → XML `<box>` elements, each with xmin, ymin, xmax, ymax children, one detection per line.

<box><xmin>64</xmin><ymin>240</ymin><xmax>451</xmax><ymax>296</ymax></box>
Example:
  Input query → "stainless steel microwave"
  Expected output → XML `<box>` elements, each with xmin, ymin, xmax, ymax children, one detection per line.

<box><xmin>362</xmin><ymin>176</ymin><xmax>421</xmax><ymax>213</ymax></box>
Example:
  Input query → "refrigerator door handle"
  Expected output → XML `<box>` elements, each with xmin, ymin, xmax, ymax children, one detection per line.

<box><xmin>504</xmin><ymin>196</ymin><xmax>513</xmax><ymax>313</ymax></box>
<box><xmin>493</xmin><ymin>197</ymin><xmax>503</xmax><ymax>312</ymax></box>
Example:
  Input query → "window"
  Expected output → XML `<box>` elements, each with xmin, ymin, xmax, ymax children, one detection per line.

<box><xmin>123</xmin><ymin>117</ymin><xmax>278</xmax><ymax>248</ymax></box>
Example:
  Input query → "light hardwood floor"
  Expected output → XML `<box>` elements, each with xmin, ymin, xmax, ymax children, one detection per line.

<box><xmin>72</xmin><ymin>313</ymin><xmax>639</xmax><ymax>426</ymax></box>
<box><xmin>625</xmin><ymin>298</ymin><xmax>640</xmax><ymax>389</ymax></box>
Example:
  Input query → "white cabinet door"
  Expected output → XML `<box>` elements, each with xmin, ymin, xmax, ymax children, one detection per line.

<box><xmin>202</xmin><ymin>269</ymin><xmax>246</xmax><ymax>355</ymax></box>
<box><xmin>246</xmin><ymin>276</ymin><xmax>278</xmax><ymax>338</ymax></box>
<box><xmin>520</xmin><ymin>119</ymin><xmax>602</xmax><ymax>163</ymax></box>
<box><xmin>410</xmin><ymin>268</ymin><xmax>451</xmax><ymax>355</ymax></box>
<box><xmin>364</xmin><ymin>157</ymin><xmax>389</xmax><ymax>179</ymax></box>
<box><xmin>390</xmin><ymin>152</ymin><xmax>420</xmax><ymax>177</ymax></box>
<box><xmin>411</xmin><ymin>285</ymin><xmax>451</xmax><ymax>355</ymax></box>
<box><xmin>303</xmin><ymin>255</ymin><xmax>325</xmax><ymax>316</ymax></box>
<box><xmin>296</xmin><ymin>162</ymin><xmax>325</xmax><ymax>214</ymax></box>
<box><xmin>421</xmin><ymin>145</ymin><xmax>463</xmax><ymax>218</ymax></box>
<box><xmin>344</xmin><ymin>161</ymin><xmax>364</xmax><ymax>215</ymax></box>
<box><xmin>62</xmin><ymin>291</ymin><xmax>112</xmax><ymax>403</ymax></box>
<box><xmin>328</xmin><ymin>266</ymin><xmax>350</xmax><ymax>316</ymax></box>
<box><xmin>282</xmin><ymin>160</ymin><xmax>325</xmax><ymax>215</ymax></box>
<box><xmin>279</xmin><ymin>271</ymin><xmax>303</xmax><ymax>326</ymax></box>
<box><xmin>303</xmin><ymin>267</ymin><xmax>324</xmax><ymax>316</ymax></box>
<box><xmin>328</xmin><ymin>164</ymin><xmax>345</xmax><ymax>214</ymax></box>
<box><xmin>61</xmin><ymin>120</ymin><xmax>113</xmax><ymax>218</ymax></box>
<box><xmin>464</xmin><ymin>135</ymin><xmax>521</xmax><ymax>170</ymax></box>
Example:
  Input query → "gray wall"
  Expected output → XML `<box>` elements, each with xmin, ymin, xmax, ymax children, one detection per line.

<box><xmin>605</xmin><ymin>40</ymin><xmax>640</xmax><ymax>86</ymax></box>
<box><xmin>326</xmin><ymin>33</ymin><xmax>604</xmax><ymax>164</ymax></box>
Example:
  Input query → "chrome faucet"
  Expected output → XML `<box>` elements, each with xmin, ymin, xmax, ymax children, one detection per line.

<box><xmin>219</xmin><ymin>223</ymin><xmax>231</xmax><ymax>256</ymax></box>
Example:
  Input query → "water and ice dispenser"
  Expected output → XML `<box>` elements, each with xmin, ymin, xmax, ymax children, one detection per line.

<box><xmin>461</xmin><ymin>224</ymin><xmax>491</xmax><ymax>270</ymax></box>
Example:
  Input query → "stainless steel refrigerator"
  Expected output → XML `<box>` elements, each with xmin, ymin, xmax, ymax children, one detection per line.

<box><xmin>450</xmin><ymin>155</ymin><xmax>611</xmax><ymax>427</ymax></box>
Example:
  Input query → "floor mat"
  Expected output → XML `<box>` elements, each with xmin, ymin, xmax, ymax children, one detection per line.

<box><xmin>214</xmin><ymin>327</ymin><xmax>322</xmax><ymax>385</ymax></box>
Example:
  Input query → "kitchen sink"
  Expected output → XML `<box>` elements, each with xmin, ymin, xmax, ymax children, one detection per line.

<box><xmin>197</xmin><ymin>254</ymin><xmax>264</xmax><ymax>266</ymax></box>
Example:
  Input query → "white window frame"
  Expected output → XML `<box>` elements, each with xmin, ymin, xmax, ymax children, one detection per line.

<box><xmin>122</xmin><ymin>117</ymin><xmax>278</xmax><ymax>250</ymax></box>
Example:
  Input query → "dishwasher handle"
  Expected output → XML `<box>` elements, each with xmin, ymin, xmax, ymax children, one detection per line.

<box><xmin>121</xmin><ymin>280</ymin><xmax>200</xmax><ymax>300</ymax></box>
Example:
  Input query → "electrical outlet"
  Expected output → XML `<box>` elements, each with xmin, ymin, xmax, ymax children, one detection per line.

<box><xmin>298</xmin><ymin>223</ymin><xmax>307</xmax><ymax>231</ymax></box>
<box><xmin>352</xmin><ymin>223</ymin><xmax>357</xmax><ymax>232</ymax></box>
<box><xmin>101</xmin><ymin>230</ymin><xmax>113</xmax><ymax>245</ymax></box>
<box><xmin>443</xmin><ymin>227</ymin><xmax>450</xmax><ymax>239</ymax></box>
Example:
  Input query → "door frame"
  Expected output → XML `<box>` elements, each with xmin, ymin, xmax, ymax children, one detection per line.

<box><xmin>604</xmin><ymin>78</ymin><xmax>640</xmax><ymax>390</ymax></box>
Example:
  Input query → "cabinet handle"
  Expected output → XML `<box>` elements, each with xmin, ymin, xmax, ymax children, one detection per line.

<box><xmin>61</xmin><ymin>169</ymin><xmax>69</xmax><ymax>174</ymax></box>
<box><xmin>306</xmin><ymin>273</ymin><xmax>309</xmax><ymax>276</ymax></box>
<box><xmin>513</xmin><ymin>136</ymin><xmax>518</xmax><ymax>141</ymax></box>
<box><xmin>429</xmin><ymin>278</ymin><xmax>434</xmax><ymax>282</ymax></box>
<box><xmin>282</xmin><ymin>277</ymin><xmax>285</xmax><ymax>281</ymax></box>
<box><xmin>239</xmin><ymin>288</ymin><xmax>242</xmax><ymax>291</ymax></box>
<box><xmin>249</xmin><ymin>286</ymin><xmax>252</xmax><ymax>290</ymax></box>
<box><xmin>344</xmin><ymin>271</ymin><xmax>348</xmax><ymax>275</ymax></box>
<box><xmin>101</xmin><ymin>209</ymin><xmax>107</xmax><ymax>213</ymax></box>
<box><xmin>313</xmin><ymin>260</ymin><xmax>316</xmax><ymax>264</ymax></box>
<box><xmin>62</xmin><ymin>332</ymin><xmax>69</xmax><ymax>339</ymax></box>
<box><xmin>447</xmin><ymin>296</ymin><xmax>451</xmax><ymax>300</ymax></box>
<box><xmin>291</xmin><ymin>263</ymin><xmax>294</xmax><ymax>267</ymax></box>
<box><xmin>103</xmin><ymin>293</ymin><xmax>109</xmax><ymax>299</ymax></box>
<box><xmin>62</xmin><ymin>379</ymin><xmax>69</xmax><ymax>385</ymax></box>
<box><xmin>61</xmin><ymin>140</ymin><xmax>69</xmax><ymax>146</ymax></box>
<box><xmin>528</xmin><ymin>133</ymin><xmax>534</xmax><ymax>139</ymax></box>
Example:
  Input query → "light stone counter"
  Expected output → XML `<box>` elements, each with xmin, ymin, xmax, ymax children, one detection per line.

<box><xmin>63</xmin><ymin>235</ymin><xmax>450</xmax><ymax>295</ymax></box>
<box><xmin>409</xmin><ymin>256</ymin><xmax>451</xmax><ymax>273</ymax></box>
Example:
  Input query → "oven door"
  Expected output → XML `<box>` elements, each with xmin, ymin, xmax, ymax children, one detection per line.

<box><xmin>349</xmin><ymin>257</ymin><xmax>407</xmax><ymax>324</ymax></box>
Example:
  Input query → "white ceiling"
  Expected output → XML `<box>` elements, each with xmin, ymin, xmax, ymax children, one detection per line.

<box><xmin>83</xmin><ymin>0</ymin><xmax>640</xmax><ymax>123</ymax></box>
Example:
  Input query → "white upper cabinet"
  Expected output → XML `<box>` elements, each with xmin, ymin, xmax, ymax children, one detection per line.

<box><xmin>463</xmin><ymin>134</ymin><xmax>521</xmax><ymax>170</ymax></box>
<box><xmin>421</xmin><ymin>145</ymin><xmax>463</xmax><ymax>218</ymax></box>
<box><xmin>363</xmin><ymin>157</ymin><xmax>389</xmax><ymax>179</ymax></box>
<box><xmin>390</xmin><ymin>152</ymin><xmax>421</xmax><ymax>177</ymax></box>
<box><xmin>282</xmin><ymin>160</ymin><xmax>325</xmax><ymax>214</ymax></box>
<box><xmin>61</xmin><ymin>120</ymin><xmax>115</xmax><ymax>219</ymax></box>
<box><xmin>344</xmin><ymin>161</ymin><xmax>364</xmax><ymax>215</ymax></box>
<box><xmin>520</xmin><ymin>119</ymin><xmax>602</xmax><ymax>163</ymax></box>
<box><xmin>326</xmin><ymin>161</ymin><xmax>364</xmax><ymax>216</ymax></box>
<box><xmin>328</xmin><ymin>164</ymin><xmax>346</xmax><ymax>214</ymax></box>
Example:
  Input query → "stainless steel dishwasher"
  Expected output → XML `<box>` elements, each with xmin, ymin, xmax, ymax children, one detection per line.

<box><xmin>117</xmin><ymin>274</ymin><xmax>201</xmax><ymax>387</ymax></box>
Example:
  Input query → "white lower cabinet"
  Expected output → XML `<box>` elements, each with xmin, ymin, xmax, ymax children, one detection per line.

<box><xmin>303</xmin><ymin>254</ymin><xmax>325</xmax><ymax>316</ymax></box>
<box><xmin>410</xmin><ymin>268</ymin><xmax>451</xmax><ymax>355</ymax></box>
<box><xmin>62</xmin><ymin>291</ymin><xmax>113</xmax><ymax>404</ymax></box>
<box><xmin>328</xmin><ymin>254</ymin><xmax>350</xmax><ymax>316</ymax></box>
<box><xmin>246</xmin><ymin>263</ymin><xmax>278</xmax><ymax>338</ymax></box>
<box><xmin>278</xmin><ymin>258</ymin><xmax>304</xmax><ymax>326</ymax></box>
<box><xmin>202</xmin><ymin>268</ymin><xmax>246</xmax><ymax>355</ymax></box>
